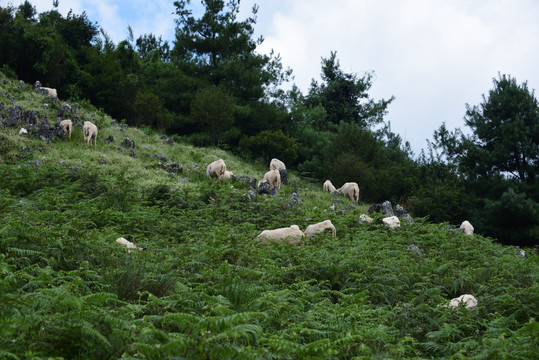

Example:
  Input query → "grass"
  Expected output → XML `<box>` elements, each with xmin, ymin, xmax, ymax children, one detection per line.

<box><xmin>1</xmin><ymin>71</ymin><xmax>538</xmax><ymax>359</ymax></box>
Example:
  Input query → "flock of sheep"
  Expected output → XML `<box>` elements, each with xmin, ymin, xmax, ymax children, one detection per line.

<box><xmin>206</xmin><ymin>157</ymin><xmax>362</xmax><ymax>245</ymax></box>
<box><xmin>59</xmin><ymin>119</ymin><xmax>98</xmax><ymax>145</ymax></box>
<box><xmin>32</xmin><ymin>81</ymin><xmax>479</xmax><ymax>309</ymax></box>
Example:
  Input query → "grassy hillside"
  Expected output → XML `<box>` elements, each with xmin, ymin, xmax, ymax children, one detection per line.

<box><xmin>1</xmin><ymin>72</ymin><xmax>538</xmax><ymax>359</ymax></box>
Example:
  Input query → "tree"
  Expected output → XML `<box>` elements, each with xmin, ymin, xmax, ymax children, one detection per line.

<box><xmin>305</xmin><ymin>51</ymin><xmax>394</xmax><ymax>130</ymax></box>
<box><xmin>172</xmin><ymin>0</ymin><xmax>290</xmax><ymax>103</ymax></box>
<box><xmin>462</xmin><ymin>74</ymin><xmax>539</xmax><ymax>184</ymax></box>
<box><xmin>190</xmin><ymin>86</ymin><xmax>235</xmax><ymax>146</ymax></box>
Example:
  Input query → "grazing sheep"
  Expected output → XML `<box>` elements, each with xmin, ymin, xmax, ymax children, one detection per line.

<box><xmin>304</xmin><ymin>220</ymin><xmax>336</xmax><ymax>238</ymax></box>
<box><xmin>59</xmin><ymin>119</ymin><xmax>72</xmax><ymax>140</ymax></box>
<box><xmin>257</xmin><ymin>225</ymin><xmax>304</xmax><ymax>245</ymax></box>
<box><xmin>323</xmin><ymin>180</ymin><xmax>336</xmax><ymax>193</ymax></box>
<box><xmin>116</xmin><ymin>237</ymin><xmax>146</xmax><ymax>253</ymax></box>
<box><xmin>359</xmin><ymin>214</ymin><xmax>374</xmax><ymax>223</ymax></box>
<box><xmin>383</xmin><ymin>216</ymin><xmax>401</xmax><ymax>230</ymax></box>
<box><xmin>223</xmin><ymin>170</ymin><xmax>234</xmax><ymax>179</ymax></box>
<box><xmin>270</xmin><ymin>158</ymin><xmax>286</xmax><ymax>171</ymax></box>
<box><xmin>459</xmin><ymin>220</ymin><xmax>474</xmax><ymax>235</ymax></box>
<box><xmin>206</xmin><ymin>159</ymin><xmax>227</xmax><ymax>182</ymax></box>
<box><xmin>39</xmin><ymin>87</ymin><xmax>57</xmax><ymax>97</ymax></box>
<box><xmin>336</xmin><ymin>182</ymin><xmax>360</xmax><ymax>204</ymax></box>
<box><xmin>83</xmin><ymin>121</ymin><xmax>98</xmax><ymax>146</ymax></box>
<box><xmin>258</xmin><ymin>169</ymin><xmax>281</xmax><ymax>190</ymax></box>
<box><xmin>444</xmin><ymin>294</ymin><xmax>478</xmax><ymax>309</ymax></box>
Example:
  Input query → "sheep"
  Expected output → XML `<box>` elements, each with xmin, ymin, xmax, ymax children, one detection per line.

<box><xmin>83</xmin><ymin>121</ymin><xmax>98</xmax><ymax>146</ymax></box>
<box><xmin>206</xmin><ymin>159</ymin><xmax>227</xmax><ymax>183</ymax></box>
<box><xmin>258</xmin><ymin>169</ymin><xmax>281</xmax><ymax>190</ymax></box>
<box><xmin>323</xmin><ymin>180</ymin><xmax>336</xmax><ymax>193</ymax></box>
<box><xmin>304</xmin><ymin>220</ymin><xmax>336</xmax><ymax>238</ymax></box>
<box><xmin>115</xmin><ymin>237</ymin><xmax>146</xmax><ymax>253</ymax></box>
<box><xmin>444</xmin><ymin>294</ymin><xmax>478</xmax><ymax>309</ymax></box>
<box><xmin>39</xmin><ymin>87</ymin><xmax>57</xmax><ymax>97</ymax></box>
<box><xmin>359</xmin><ymin>214</ymin><xmax>374</xmax><ymax>223</ymax></box>
<box><xmin>59</xmin><ymin>119</ymin><xmax>72</xmax><ymax>140</ymax></box>
<box><xmin>336</xmin><ymin>182</ymin><xmax>360</xmax><ymax>204</ymax></box>
<box><xmin>269</xmin><ymin>158</ymin><xmax>286</xmax><ymax>171</ymax></box>
<box><xmin>459</xmin><ymin>220</ymin><xmax>474</xmax><ymax>235</ymax></box>
<box><xmin>223</xmin><ymin>170</ymin><xmax>234</xmax><ymax>179</ymax></box>
<box><xmin>257</xmin><ymin>225</ymin><xmax>304</xmax><ymax>245</ymax></box>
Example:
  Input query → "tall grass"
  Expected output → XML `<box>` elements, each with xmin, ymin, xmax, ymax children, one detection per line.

<box><xmin>1</xmin><ymin>72</ymin><xmax>538</xmax><ymax>359</ymax></box>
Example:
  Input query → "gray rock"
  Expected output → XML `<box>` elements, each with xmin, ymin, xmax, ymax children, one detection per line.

<box><xmin>121</xmin><ymin>138</ymin><xmax>135</xmax><ymax>149</ymax></box>
<box><xmin>407</xmin><ymin>244</ymin><xmax>423</xmax><ymax>256</ymax></box>
<box><xmin>22</xmin><ymin>146</ymin><xmax>31</xmax><ymax>153</ymax></box>
<box><xmin>245</xmin><ymin>189</ymin><xmax>257</xmax><ymax>201</ymax></box>
<box><xmin>160</xmin><ymin>135</ymin><xmax>168</xmax><ymax>140</ymax></box>
<box><xmin>153</xmin><ymin>152</ymin><xmax>168</xmax><ymax>162</ymax></box>
<box><xmin>248</xmin><ymin>177</ymin><xmax>257</xmax><ymax>189</ymax></box>
<box><xmin>167</xmin><ymin>138</ymin><xmax>174</xmax><ymax>145</ymax></box>
<box><xmin>57</xmin><ymin>104</ymin><xmax>73</xmax><ymax>118</ymax></box>
<box><xmin>257</xmin><ymin>181</ymin><xmax>271</xmax><ymax>195</ymax></box>
<box><xmin>6</xmin><ymin>105</ymin><xmax>23</xmax><ymax>127</ymax></box>
<box><xmin>104</xmin><ymin>135</ymin><xmax>115</xmax><ymax>143</ymax></box>
<box><xmin>287</xmin><ymin>192</ymin><xmax>302</xmax><ymax>208</ymax></box>
<box><xmin>34</xmin><ymin>80</ymin><xmax>41</xmax><ymax>89</ymax></box>
<box><xmin>270</xmin><ymin>186</ymin><xmax>279</xmax><ymax>196</ymax></box>
<box><xmin>394</xmin><ymin>204</ymin><xmax>414</xmax><ymax>224</ymax></box>
<box><xmin>164</xmin><ymin>162</ymin><xmax>182</xmax><ymax>174</ymax></box>
<box><xmin>368</xmin><ymin>200</ymin><xmax>394</xmax><ymax>216</ymax></box>
<box><xmin>279</xmin><ymin>168</ymin><xmax>289</xmax><ymax>185</ymax></box>
<box><xmin>129</xmin><ymin>149</ymin><xmax>138</xmax><ymax>158</ymax></box>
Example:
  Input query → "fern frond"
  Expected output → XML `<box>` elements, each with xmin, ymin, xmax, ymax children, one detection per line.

<box><xmin>81</xmin><ymin>322</ymin><xmax>112</xmax><ymax>350</ymax></box>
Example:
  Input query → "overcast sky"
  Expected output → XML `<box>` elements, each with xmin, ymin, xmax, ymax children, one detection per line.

<box><xmin>6</xmin><ymin>0</ymin><xmax>539</xmax><ymax>155</ymax></box>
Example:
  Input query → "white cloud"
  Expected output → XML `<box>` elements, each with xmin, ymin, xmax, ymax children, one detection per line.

<box><xmin>248</xmin><ymin>0</ymin><xmax>539</xmax><ymax>153</ymax></box>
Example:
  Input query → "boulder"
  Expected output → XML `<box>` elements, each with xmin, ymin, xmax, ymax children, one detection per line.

<box><xmin>6</xmin><ymin>105</ymin><xmax>23</xmax><ymax>127</ymax></box>
<box><xmin>383</xmin><ymin>216</ymin><xmax>401</xmax><ymax>230</ymax></box>
<box><xmin>287</xmin><ymin>192</ymin><xmax>302</xmax><ymax>208</ymax></box>
<box><xmin>394</xmin><ymin>204</ymin><xmax>414</xmax><ymax>224</ymax></box>
<box><xmin>278</xmin><ymin>168</ymin><xmax>289</xmax><ymax>185</ymax></box>
<box><xmin>121</xmin><ymin>138</ymin><xmax>136</xmax><ymax>149</ymax></box>
<box><xmin>368</xmin><ymin>200</ymin><xmax>394</xmax><ymax>216</ymax></box>
<box><xmin>257</xmin><ymin>181</ymin><xmax>271</xmax><ymax>195</ymax></box>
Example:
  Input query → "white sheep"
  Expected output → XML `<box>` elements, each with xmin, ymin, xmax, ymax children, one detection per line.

<box><xmin>257</xmin><ymin>225</ymin><xmax>305</xmax><ymax>245</ymax></box>
<box><xmin>444</xmin><ymin>294</ymin><xmax>478</xmax><ymax>309</ymax></box>
<box><xmin>258</xmin><ymin>169</ymin><xmax>281</xmax><ymax>190</ymax></box>
<box><xmin>459</xmin><ymin>220</ymin><xmax>474</xmax><ymax>235</ymax></box>
<box><xmin>304</xmin><ymin>220</ymin><xmax>336</xmax><ymax>238</ymax></box>
<box><xmin>83</xmin><ymin>121</ymin><xmax>98</xmax><ymax>146</ymax></box>
<box><xmin>40</xmin><ymin>87</ymin><xmax>57</xmax><ymax>97</ymax></box>
<box><xmin>59</xmin><ymin>119</ymin><xmax>72</xmax><ymax>140</ymax></box>
<box><xmin>323</xmin><ymin>180</ymin><xmax>336</xmax><ymax>193</ymax></box>
<box><xmin>223</xmin><ymin>170</ymin><xmax>234</xmax><ymax>179</ymax></box>
<box><xmin>359</xmin><ymin>214</ymin><xmax>374</xmax><ymax>223</ymax></box>
<box><xmin>206</xmin><ymin>159</ymin><xmax>227</xmax><ymax>182</ymax></box>
<box><xmin>383</xmin><ymin>216</ymin><xmax>401</xmax><ymax>230</ymax></box>
<box><xmin>116</xmin><ymin>237</ymin><xmax>146</xmax><ymax>253</ymax></box>
<box><xmin>336</xmin><ymin>182</ymin><xmax>360</xmax><ymax>204</ymax></box>
<box><xmin>269</xmin><ymin>158</ymin><xmax>286</xmax><ymax>171</ymax></box>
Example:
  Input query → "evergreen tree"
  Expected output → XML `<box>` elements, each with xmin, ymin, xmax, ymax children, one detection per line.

<box><xmin>462</xmin><ymin>74</ymin><xmax>539</xmax><ymax>184</ymax></box>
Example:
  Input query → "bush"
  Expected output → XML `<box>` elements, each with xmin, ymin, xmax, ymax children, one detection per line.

<box><xmin>239</xmin><ymin>129</ymin><xmax>298</xmax><ymax>165</ymax></box>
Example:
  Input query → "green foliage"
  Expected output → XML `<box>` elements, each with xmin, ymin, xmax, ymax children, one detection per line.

<box><xmin>463</xmin><ymin>74</ymin><xmax>539</xmax><ymax>184</ymax></box>
<box><xmin>190</xmin><ymin>86</ymin><xmax>235</xmax><ymax>146</ymax></box>
<box><xmin>305</xmin><ymin>51</ymin><xmax>394</xmax><ymax>130</ymax></box>
<box><xmin>240</xmin><ymin>129</ymin><xmax>298</xmax><ymax>165</ymax></box>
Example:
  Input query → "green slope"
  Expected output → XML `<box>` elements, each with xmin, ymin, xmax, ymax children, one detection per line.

<box><xmin>1</xmin><ymin>72</ymin><xmax>538</xmax><ymax>359</ymax></box>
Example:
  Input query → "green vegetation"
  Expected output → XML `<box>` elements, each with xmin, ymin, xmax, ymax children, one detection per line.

<box><xmin>1</xmin><ymin>1</ymin><xmax>537</xmax><ymax>246</ymax></box>
<box><xmin>1</xmin><ymin>70</ymin><xmax>538</xmax><ymax>359</ymax></box>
